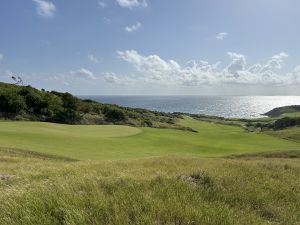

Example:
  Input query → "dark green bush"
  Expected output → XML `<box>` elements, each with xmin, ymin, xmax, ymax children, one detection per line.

<box><xmin>0</xmin><ymin>82</ymin><xmax>181</xmax><ymax>127</ymax></box>
<box><xmin>52</xmin><ymin>109</ymin><xmax>82</xmax><ymax>124</ymax></box>
<box><xmin>273</xmin><ymin>117</ymin><xmax>300</xmax><ymax>130</ymax></box>
<box><xmin>103</xmin><ymin>107</ymin><xmax>127</xmax><ymax>121</ymax></box>
<box><xmin>61</xmin><ymin>93</ymin><xmax>79</xmax><ymax>110</ymax></box>
<box><xmin>0</xmin><ymin>91</ymin><xmax>26</xmax><ymax>114</ymax></box>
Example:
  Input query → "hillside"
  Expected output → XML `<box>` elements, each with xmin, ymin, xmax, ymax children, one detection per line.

<box><xmin>264</xmin><ymin>105</ymin><xmax>300</xmax><ymax>117</ymax></box>
<box><xmin>0</xmin><ymin>82</ymin><xmax>188</xmax><ymax>130</ymax></box>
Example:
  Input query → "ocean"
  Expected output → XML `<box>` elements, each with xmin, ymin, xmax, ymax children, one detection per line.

<box><xmin>82</xmin><ymin>96</ymin><xmax>300</xmax><ymax>119</ymax></box>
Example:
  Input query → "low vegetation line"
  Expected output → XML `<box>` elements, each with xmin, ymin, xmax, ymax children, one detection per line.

<box><xmin>0</xmin><ymin>147</ymin><xmax>77</xmax><ymax>162</ymax></box>
<box><xmin>0</xmin><ymin>82</ymin><xmax>188</xmax><ymax>130</ymax></box>
<box><xmin>228</xmin><ymin>150</ymin><xmax>300</xmax><ymax>159</ymax></box>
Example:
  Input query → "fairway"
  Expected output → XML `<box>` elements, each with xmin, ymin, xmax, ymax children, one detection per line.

<box><xmin>0</xmin><ymin>118</ymin><xmax>300</xmax><ymax>160</ymax></box>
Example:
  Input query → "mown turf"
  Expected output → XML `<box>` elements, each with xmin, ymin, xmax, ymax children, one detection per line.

<box><xmin>0</xmin><ymin>118</ymin><xmax>300</xmax><ymax>160</ymax></box>
<box><xmin>0</xmin><ymin>152</ymin><xmax>299</xmax><ymax>225</ymax></box>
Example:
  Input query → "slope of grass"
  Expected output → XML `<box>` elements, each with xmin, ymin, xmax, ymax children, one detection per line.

<box><xmin>0</xmin><ymin>118</ymin><xmax>300</xmax><ymax>160</ymax></box>
<box><xmin>280</xmin><ymin>111</ymin><xmax>300</xmax><ymax>118</ymax></box>
<box><xmin>0</xmin><ymin>153</ymin><xmax>299</xmax><ymax>225</ymax></box>
<box><xmin>268</xmin><ymin>126</ymin><xmax>300</xmax><ymax>142</ymax></box>
<box><xmin>264</xmin><ymin>105</ymin><xmax>300</xmax><ymax>117</ymax></box>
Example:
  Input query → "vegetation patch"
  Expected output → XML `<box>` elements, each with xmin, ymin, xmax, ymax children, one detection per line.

<box><xmin>264</xmin><ymin>105</ymin><xmax>300</xmax><ymax>117</ymax></box>
<box><xmin>0</xmin><ymin>82</ymin><xmax>187</xmax><ymax>130</ymax></box>
<box><xmin>228</xmin><ymin>150</ymin><xmax>300</xmax><ymax>159</ymax></box>
<box><xmin>0</xmin><ymin>174</ymin><xmax>15</xmax><ymax>181</ymax></box>
<box><xmin>0</xmin><ymin>147</ymin><xmax>77</xmax><ymax>162</ymax></box>
<box><xmin>0</xmin><ymin>154</ymin><xmax>299</xmax><ymax>225</ymax></box>
<box><xmin>178</xmin><ymin>171</ymin><xmax>213</xmax><ymax>188</ymax></box>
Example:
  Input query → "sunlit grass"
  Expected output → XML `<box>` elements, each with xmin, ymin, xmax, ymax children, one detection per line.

<box><xmin>0</xmin><ymin>151</ymin><xmax>299</xmax><ymax>225</ymax></box>
<box><xmin>0</xmin><ymin>118</ymin><xmax>300</xmax><ymax>160</ymax></box>
<box><xmin>268</xmin><ymin>125</ymin><xmax>300</xmax><ymax>142</ymax></box>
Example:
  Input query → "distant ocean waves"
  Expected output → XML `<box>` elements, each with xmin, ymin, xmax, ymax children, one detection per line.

<box><xmin>81</xmin><ymin>96</ymin><xmax>300</xmax><ymax>119</ymax></box>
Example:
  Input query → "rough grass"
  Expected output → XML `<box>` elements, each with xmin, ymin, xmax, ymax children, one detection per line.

<box><xmin>1</xmin><ymin>118</ymin><xmax>300</xmax><ymax>160</ymax></box>
<box><xmin>0</xmin><ymin>152</ymin><xmax>299</xmax><ymax>225</ymax></box>
<box><xmin>228</xmin><ymin>150</ymin><xmax>300</xmax><ymax>159</ymax></box>
<box><xmin>268</xmin><ymin>126</ymin><xmax>300</xmax><ymax>142</ymax></box>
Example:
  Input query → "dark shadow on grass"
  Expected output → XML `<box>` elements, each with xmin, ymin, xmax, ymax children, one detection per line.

<box><xmin>228</xmin><ymin>150</ymin><xmax>300</xmax><ymax>159</ymax></box>
<box><xmin>0</xmin><ymin>147</ymin><xmax>78</xmax><ymax>162</ymax></box>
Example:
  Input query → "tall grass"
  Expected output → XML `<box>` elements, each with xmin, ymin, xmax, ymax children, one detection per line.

<box><xmin>1</xmin><ymin>151</ymin><xmax>299</xmax><ymax>225</ymax></box>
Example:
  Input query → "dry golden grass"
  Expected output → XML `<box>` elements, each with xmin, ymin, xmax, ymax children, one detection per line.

<box><xmin>1</xmin><ymin>149</ymin><xmax>299</xmax><ymax>225</ymax></box>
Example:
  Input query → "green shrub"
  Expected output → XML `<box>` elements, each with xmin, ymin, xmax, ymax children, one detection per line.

<box><xmin>103</xmin><ymin>107</ymin><xmax>127</xmax><ymax>121</ymax></box>
<box><xmin>273</xmin><ymin>117</ymin><xmax>300</xmax><ymax>130</ymax></box>
<box><xmin>143</xmin><ymin>119</ymin><xmax>153</xmax><ymax>127</ymax></box>
<box><xmin>0</xmin><ymin>91</ymin><xmax>26</xmax><ymax>114</ymax></box>
<box><xmin>52</xmin><ymin>109</ymin><xmax>82</xmax><ymax>124</ymax></box>
<box><xmin>0</xmin><ymin>82</ymin><xmax>181</xmax><ymax>128</ymax></box>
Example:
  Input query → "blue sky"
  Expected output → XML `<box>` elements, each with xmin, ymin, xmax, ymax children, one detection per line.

<box><xmin>0</xmin><ymin>0</ymin><xmax>300</xmax><ymax>95</ymax></box>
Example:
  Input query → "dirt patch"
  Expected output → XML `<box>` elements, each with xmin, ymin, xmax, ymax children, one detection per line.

<box><xmin>0</xmin><ymin>175</ymin><xmax>15</xmax><ymax>181</ymax></box>
<box><xmin>177</xmin><ymin>171</ymin><xmax>213</xmax><ymax>188</ymax></box>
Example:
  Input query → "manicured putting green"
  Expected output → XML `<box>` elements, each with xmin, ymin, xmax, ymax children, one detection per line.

<box><xmin>0</xmin><ymin>121</ymin><xmax>141</xmax><ymax>138</ymax></box>
<box><xmin>0</xmin><ymin>118</ymin><xmax>299</xmax><ymax>160</ymax></box>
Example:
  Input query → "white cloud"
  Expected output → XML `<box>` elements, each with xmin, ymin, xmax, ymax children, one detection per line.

<box><xmin>116</xmin><ymin>50</ymin><xmax>297</xmax><ymax>86</ymax></box>
<box><xmin>32</xmin><ymin>0</ymin><xmax>56</xmax><ymax>18</ymax></box>
<box><xmin>98</xmin><ymin>1</ymin><xmax>107</xmax><ymax>8</ymax></box>
<box><xmin>88</xmin><ymin>54</ymin><xmax>99</xmax><ymax>63</ymax></box>
<box><xmin>124</xmin><ymin>22</ymin><xmax>142</xmax><ymax>32</ymax></box>
<box><xmin>225</xmin><ymin>52</ymin><xmax>247</xmax><ymax>78</ymax></box>
<box><xmin>116</xmin><ymin>0</ymin><xmax>148</xmax><ymax>9</ymax></box>
<box><xmin>70</xmin><ymin>68</ymin><xmax>96</xmax><ymax>80</ymax></box>
<box><xmin>261</xmin><ymin>52</ymin><xmax>288</xmax><ymax>71</ymax></box>
<box><xmin>104</xmin><ymin>72</ymin><xmax>121</xmax><ymax>83</ymax></box>
<box><xmin>50</xmin><ymin>68</ymin><xmax>97</xmax><ymax>85</ymax></box>
<box><xmin>118</xmin><ymin>50</ymin><xmax>180</xmax><ymax>74</ymax></box>
<box><xmin>290</xmin><ymin>65</ymin><xmax>300</xmax><ymax>84</ymax></box>
<box><xmin>117</xmin><ymin>50</ymin><xmax>216</xmax><ymax>86</ymax></box>
<box><xmin>216</xmin><ymin>32</ymin><xmax>228</xmax><ymax>40</ymax></box>
<box><xmin>103</xmin><ymin>72</ymin><xmax>135</xmax><ymax>85</ymax></box>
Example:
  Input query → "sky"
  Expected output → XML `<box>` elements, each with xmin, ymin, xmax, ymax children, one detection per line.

<box><xmin>0</xmin><ymin>0</ymin><xmax>300</xmax><ymax>95</ymax></box>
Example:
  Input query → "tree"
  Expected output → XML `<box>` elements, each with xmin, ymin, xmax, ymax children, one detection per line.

<box><xmin>61</xmin><ymin>93</ymin><xmax>78</xmax><ymax>110</ymax></box>
<box><xmin>25</xmin><ymin>91</ymin><xmax>46</xmax><ymax>114</ymax></box>
<box><xmin>0</xmin><ymin>92</ymin><xmax>26</xmax><ymax>114</ymax></box>
<box><xmin>52</xmin><ymin>109</ymin><xmax>82</xmax><ymax>124</ymax></box>
<box><xmin>103</xmin><ymin>107</ymin><xmax>126</xmax><ymax>121</ymax></box>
